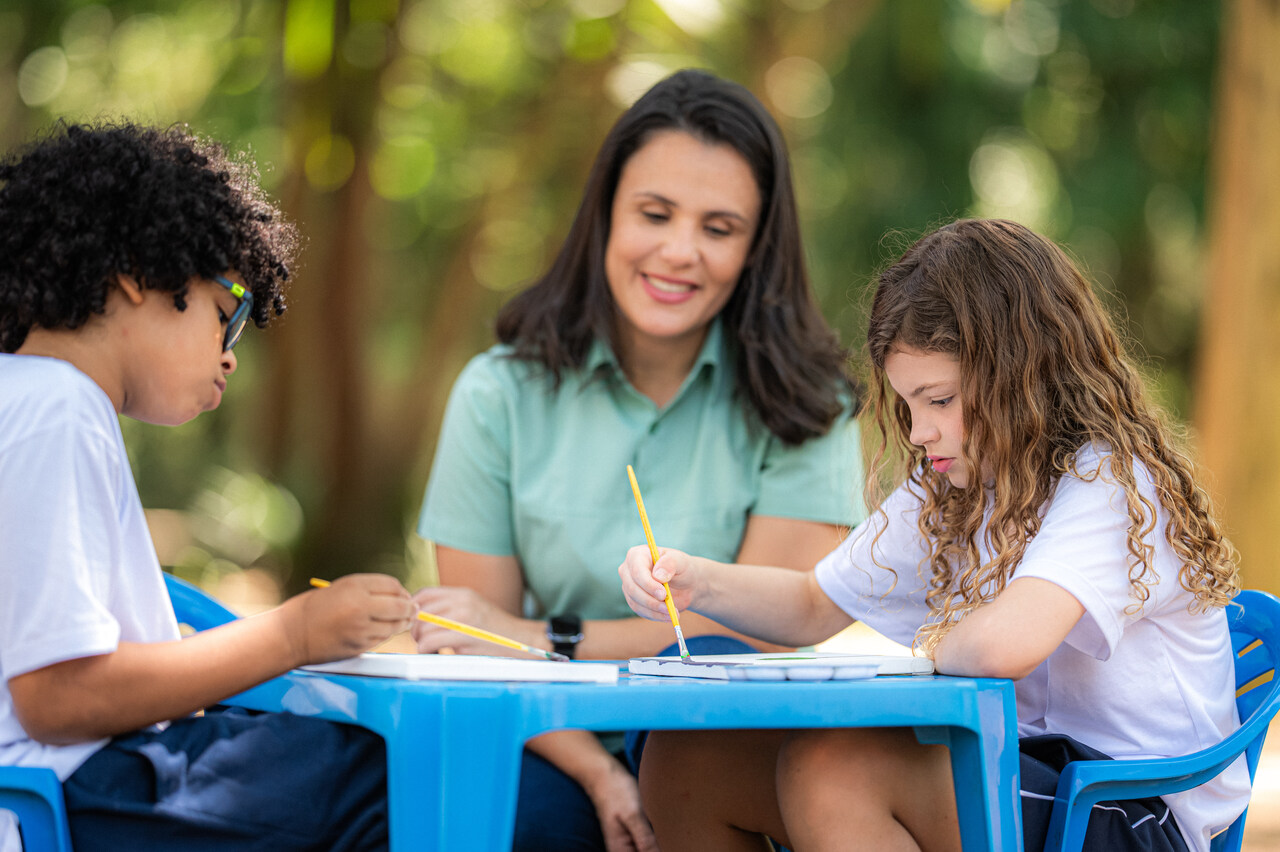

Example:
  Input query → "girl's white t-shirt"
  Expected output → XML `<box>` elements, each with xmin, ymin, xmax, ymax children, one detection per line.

<box><xmin>814</xmin><ymin>445</ymin><xmax>1250</xmax><ymax>852</ymax></box>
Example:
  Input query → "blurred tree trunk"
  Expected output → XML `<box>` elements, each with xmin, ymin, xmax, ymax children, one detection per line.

<box><xmin>265</xmin><ymin>0</ymin><xmax>390</xmax><ymax>589</ymax></box>
<box><xmin>380</xmin><ymin>59</ymin><xmax>616</xmax><ymax>520</ymax></box>
<box><xmin>1194</xmin><ymin>0</ymin><xmax>1280</xmax><ymax>592</ymax></box>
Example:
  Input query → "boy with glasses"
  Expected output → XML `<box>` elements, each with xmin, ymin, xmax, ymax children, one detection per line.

<box><xmin>0</xmin><ymin>121</ymin><xmax>416</xmax><ymax>851</ymax></box>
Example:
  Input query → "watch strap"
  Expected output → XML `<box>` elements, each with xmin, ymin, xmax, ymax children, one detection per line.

<box><xmin>546</xmin><ymin>614</ymin><xmax>584</xmax><ymax>659</ymax></box>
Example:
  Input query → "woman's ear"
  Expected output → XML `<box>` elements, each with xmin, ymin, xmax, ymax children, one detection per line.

<box><xmin>115</xmin><ymin>274</ymin><xmax>145</xmax><ymax>305</ymax></box>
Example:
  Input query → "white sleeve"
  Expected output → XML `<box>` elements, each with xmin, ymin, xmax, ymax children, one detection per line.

<box><xmin>0</xmin><ymin>811</ymin><xmax>21</xmax><ymax>852</ymax></box>
<box><xmin>1012</xmin><ymin>454</ymin><xmax>1156</xmax><ymax>661</ymax></box>
<box><xmin>0</xmin><ymin>419</ymin><xmax>122</xmax><ymax>681</ymax></box>
<box><xmin>814</xmin><ymin>481</ymin><xmax>934</xmax><ymax>646</ymax></box>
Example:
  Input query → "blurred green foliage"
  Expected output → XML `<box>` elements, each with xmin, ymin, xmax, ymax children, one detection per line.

<box><xmin>0</xmin><ymin>0</ymin><xmax>1220</xmax><ymax>592</ymax></box>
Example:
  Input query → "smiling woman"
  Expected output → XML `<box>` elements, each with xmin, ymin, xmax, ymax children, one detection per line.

<box><xmin>604</xmin><ymin>130</ymin><xmax>761</xmax><ymax>406</ymax></box>
<box><xmin>411</xmin><ymin>69</ymin><xmax>866</xmax><ymax>852</ymax></box>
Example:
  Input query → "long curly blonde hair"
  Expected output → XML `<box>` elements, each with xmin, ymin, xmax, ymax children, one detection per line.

<box><xmin>863</xmin><ymin>219</ymin><xmax>1239</xmax><ymax>653</ymax></box>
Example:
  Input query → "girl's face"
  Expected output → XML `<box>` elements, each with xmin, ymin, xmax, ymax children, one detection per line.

<box><xmin>605</xmin><ymin>129</ymin><xmax>761</xmax><ymax>361</ymax></box>
<box><xmin>883</xmin><ymin>345</ymin><xmax>969</xmax><ymax>488</ymax></box>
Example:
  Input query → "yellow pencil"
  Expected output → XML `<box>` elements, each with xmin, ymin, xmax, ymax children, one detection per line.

<box><xmin>626</xmin><ymin>465</ymin><xmax>691</xmax><ymax>661</ymax></box>
<box><xmin>308</xmin><ymin>578</ymin><xmax>570</xmax><ymax>662</ymax></box>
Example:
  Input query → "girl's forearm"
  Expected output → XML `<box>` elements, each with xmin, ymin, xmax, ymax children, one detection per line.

<box><xmin>690</xmin><ymin>559</ymin><xmax>853</xmax><ymax>647</ymax></box>
<box><xmin>932</xmin><ymin>578</ymin><xmax>1085</xmax><ymax>679</ymax></box>
<box><xmin>571</xmin><ymin>611</ymin><xmax>793</xmax><ymax>659</ymax></box>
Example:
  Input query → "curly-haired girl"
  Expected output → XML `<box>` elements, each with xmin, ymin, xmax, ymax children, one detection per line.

<box><xmin>619</xmin><ymin>218</ymin><xmax>1246</xmax><ymax>852</ymax></box>
<box><xmin>0</xmin><ymin>121</ymin><xmax>416</xmax><ymax>851</ymax></box>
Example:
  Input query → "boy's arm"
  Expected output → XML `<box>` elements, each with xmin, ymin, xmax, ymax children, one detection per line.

<box><xmin>931</xmin><ymin>577</ymin><xmax>1084</xmax><ymax>679</ymax></box>
<box><xmin>619</xmin><ymin>546</ymin><xmax>853</xmax><ymax>648</ymax></box>
<box><xmin>9</xmin><ymin>574</ymin><xmax>416</xmax><ymax>745</ymax></box>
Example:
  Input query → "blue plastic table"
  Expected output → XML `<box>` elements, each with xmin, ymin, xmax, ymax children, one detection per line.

<box><xmin>223</xmin><ymin>670</ymin><xmax>1021</xmax><ymax>851</ymax></box>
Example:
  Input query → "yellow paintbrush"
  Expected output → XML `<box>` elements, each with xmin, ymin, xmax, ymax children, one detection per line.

<box><xmin>309</xmin><ymin>578</ymin><xmax>570</xmax><ymax>662</ymax></box>
<box><xmin>626</xmin><ymin>465</ymin><xmax>691</xmax><ymax>661</ymax></box>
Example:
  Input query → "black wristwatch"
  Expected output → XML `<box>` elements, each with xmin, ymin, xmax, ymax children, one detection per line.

<box><xmin>546</xmin><ymin>614</ymin><xmax>584</xmax><ymax>659</ymax></box>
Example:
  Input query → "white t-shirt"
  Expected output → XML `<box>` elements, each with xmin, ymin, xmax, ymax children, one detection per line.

<box><xmin>814</xmin><ymin>445</ymin><xmax>1250</xmax><ymax>852</ymax></box>
<box><xmin>0</xmin><ymin>355</ymin><xmax>180</xmax><ymax>849</ymax></box>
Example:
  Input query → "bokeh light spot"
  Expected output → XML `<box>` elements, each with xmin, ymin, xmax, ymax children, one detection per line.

<box><xmin>18</xmin><ymin>47</ymin><xmax>69</xmax><ymax>107</ymax></box>
<box><xmin>305</xmin><ymin>133</ymin><xmax>356</xmax><ymax>191</ymax></box>
<box><xmin>765</xmin><ymin>57</ymin><xmax>834</xmax><ymax>120</ymax></box>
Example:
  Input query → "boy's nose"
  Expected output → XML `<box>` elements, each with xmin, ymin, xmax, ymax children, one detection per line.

<box><xmin>221</xmin><ymin>349</ymin><xmax>237</xmax><ymax>375</ymax></box>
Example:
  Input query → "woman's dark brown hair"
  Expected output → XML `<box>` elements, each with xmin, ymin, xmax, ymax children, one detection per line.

<box><xmin>495</xmin><ymin>69</ymin><xmax>852</xmax><ymax>444</ymax></box>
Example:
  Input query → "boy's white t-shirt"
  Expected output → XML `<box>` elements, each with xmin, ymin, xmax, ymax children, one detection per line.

<box><xmin>0</xmin><ymin>355</ymin><xmax>180</xmax><ymax>848</ymax></box>
<box><xmin>815</xmin><ymin>444</ymin><xmax>1250</xmax><ymax>852</ymax></box>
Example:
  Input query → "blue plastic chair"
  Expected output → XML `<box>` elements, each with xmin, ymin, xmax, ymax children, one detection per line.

<box><xmin>0</xmin><ymin>573</ymin><xmax>237</xmax><ymax>851</ymax></box>
<box><xmin>163</xmin><ymin>571</ymin><xmax>239</xmax><ymax>632</ymax></box>
<box><xmin>0</xmin><ymin>763</ymin><xmax>71</xmax><ymax>852</ymax></box>
<box><xmin>1043</xmin><ymin>588</ymin><xmax>1280</xmax><ymax>852</ymax></box>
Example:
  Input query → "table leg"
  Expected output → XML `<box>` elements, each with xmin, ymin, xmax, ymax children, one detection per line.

<box><xmin>914</xmin><ymin>688</ymin><xmax>1022</xmax><ymax>851</ymax></box>
<box><xmin>422</xmin><ymin>693</ymin><xmax>526</xmax><ymax>852</ymax></box>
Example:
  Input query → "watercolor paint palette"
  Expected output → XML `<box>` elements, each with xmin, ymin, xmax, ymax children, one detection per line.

<box><xmin>627</xmin><ymin>652</ymin><xmax>933</xmax><ymax>682</ymax></box>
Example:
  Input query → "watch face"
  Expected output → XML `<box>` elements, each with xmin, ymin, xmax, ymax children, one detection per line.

<box><xmin>549</xmin><ymin>614</ymin><xmax>582</xmax><ymax>637</ymax></box>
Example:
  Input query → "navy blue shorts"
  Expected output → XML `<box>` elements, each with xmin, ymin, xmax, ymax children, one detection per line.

<box><xmin>1019</xmin><ymin>734</ymin><xmax>1189</xmax><ymax>852</ymax></box>
<box><xmin>63</xmin><ymin>707</ymin><xmax>388</xmax><ymax>852</ymax></box>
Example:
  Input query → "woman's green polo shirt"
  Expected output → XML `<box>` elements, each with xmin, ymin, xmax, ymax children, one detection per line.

<box><xmin>418</xmin><ymin>320</ymin><xmax>866</xmax><ymax>621</ymax></box>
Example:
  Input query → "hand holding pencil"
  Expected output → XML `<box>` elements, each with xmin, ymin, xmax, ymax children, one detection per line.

<box><xmin>311</xmin><ymin>579</ymin><xmax>570</xmax><ymax>662</ymax></box>
<box><xmin>296</xmin><ymin>573</ymin><xmax>418</xmax><ymax>664</ymax></box>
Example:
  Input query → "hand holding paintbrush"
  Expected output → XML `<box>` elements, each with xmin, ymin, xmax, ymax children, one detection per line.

<box><xmin>626</xmin><ymin>465</ymin><xmax>692</xmax><ymax>661</ymax></box>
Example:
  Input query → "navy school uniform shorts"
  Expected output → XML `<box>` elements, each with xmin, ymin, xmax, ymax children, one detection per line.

<box><xmin>62</xmin><ymin>707</ymin><xmax>388</xmax><ymax>852</ymax></box>
<box><xmin>1019</xmin><ymin>733</ymin><xmax>1189</xmax><ymax>852</ymax></box>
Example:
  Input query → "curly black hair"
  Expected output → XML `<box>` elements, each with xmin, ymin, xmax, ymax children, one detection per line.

<box><xmin>0</xmin><ymin>120</ymin><xmax>297</xmax><ymax>353</ymax></box>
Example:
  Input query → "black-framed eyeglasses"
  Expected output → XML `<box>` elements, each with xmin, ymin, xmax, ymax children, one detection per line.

<box><xmin>213</xmin><ymin>276</ymin><xmax>253</xmax><ymax>352</ymax></box>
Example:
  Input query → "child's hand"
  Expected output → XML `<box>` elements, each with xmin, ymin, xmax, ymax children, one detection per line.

<box><xmin>618</xmin><ymin>544</ymin><xmax>698</xmax><ymax>621</ymax></box>
<box><xmin>290</xmin><ymin>574</ymin><xmax>417</xmax><ymax>664</ymax></box>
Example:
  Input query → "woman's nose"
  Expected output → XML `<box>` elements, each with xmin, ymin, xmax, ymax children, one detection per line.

<box><xmin>221</xmin><ymin>348</ymin><xmax>238</xmax><ymax>375</ymax></box>
<box><xmin>659</xmin><ymin>224</ymin><xmax>699</xmax><ymax>266</ymax></box>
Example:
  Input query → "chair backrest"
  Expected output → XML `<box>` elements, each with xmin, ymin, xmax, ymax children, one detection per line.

<box><xmin>0</xmin><ymin>766</ymin><xmax>72</xmax><ymax>852</ymax></box>
<box><xmin>1226</xmin><ymin>589</ymin><xmax>1280</xmax><ymax>776</ymax></box>
<box><xmin>163</xmin><ymin>572</ymin><xmax>239</xmax><ymax>631</ymax></box>
<box><xmin>1212</xmin><ymin>589</ymin><xmax>1280</xmax><ymax>852</ymax></box>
